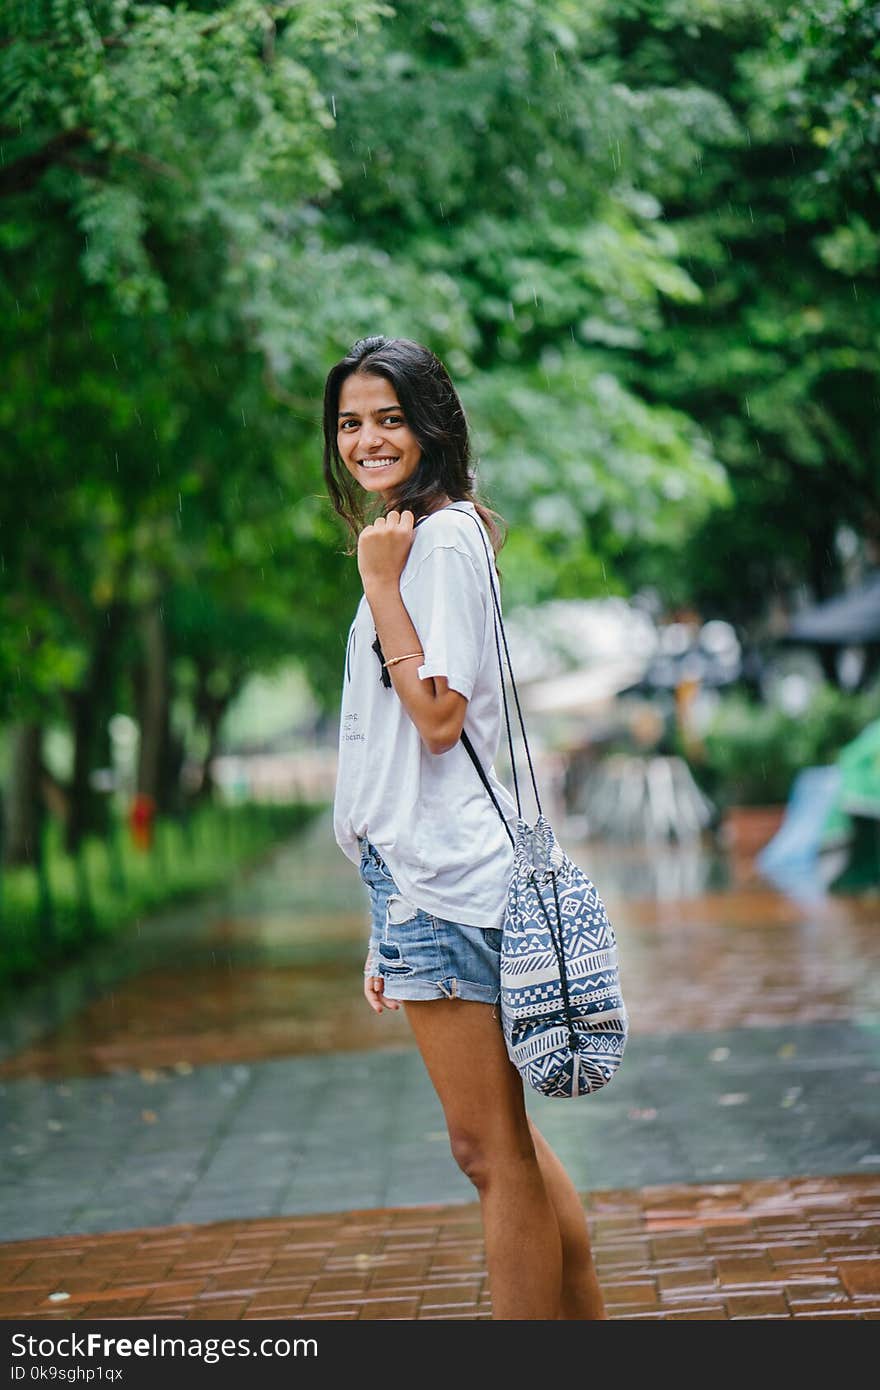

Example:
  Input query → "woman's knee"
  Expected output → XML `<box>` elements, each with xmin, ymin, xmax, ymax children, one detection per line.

<box><xmin>448</xmin><ymin>1126</ymin><xmax>535</xmax><ymax>1192</ymax></box>
<box><xmin>449</xmin><ymin>1129</ymin><xmax>491</xmax><ymax>1189</ymax></box>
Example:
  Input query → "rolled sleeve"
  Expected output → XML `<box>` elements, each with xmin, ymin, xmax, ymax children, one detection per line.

<box><xmin>403</xmin><ymin>544</ymin><xmax>487</xmax><ymax>701</ymax></box>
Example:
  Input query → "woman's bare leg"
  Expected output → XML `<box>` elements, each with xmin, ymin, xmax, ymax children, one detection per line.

<box><xmin>402</xmin><ymin>997</ymin><xmax>604</xmax><ymax>1319</ymax></box>
<box><xmin>528</xmin><ymin>1121</ymin><xmax>607</xmax><ymax>1318</ymax></box>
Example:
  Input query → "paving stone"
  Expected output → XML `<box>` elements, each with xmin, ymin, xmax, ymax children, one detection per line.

<box><xmin>1</xmin><ymin>815</ymin><xmax>877</xmax><ymax>1318</ymax></box>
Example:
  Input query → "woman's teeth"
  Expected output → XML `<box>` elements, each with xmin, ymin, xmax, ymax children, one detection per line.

<box><xmin>359</xmin><ymin>458</ymin><xmax>399</xmax><ymax>470</ymax></box>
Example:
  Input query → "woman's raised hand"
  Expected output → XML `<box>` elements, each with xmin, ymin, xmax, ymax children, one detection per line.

<box><xmin>357</xmin><ymin>509</ymin><xmax>416</xmax><ymax>591</ymax></box>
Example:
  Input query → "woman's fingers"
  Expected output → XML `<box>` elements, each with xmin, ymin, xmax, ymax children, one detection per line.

<box><xmin>363</xmin><ymin>974</ymin><xmax>400</xmax><ymax>1014</ymax></box>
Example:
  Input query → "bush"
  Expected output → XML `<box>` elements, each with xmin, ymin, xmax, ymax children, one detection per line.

<box><xmin>0</xmin><ymin>799</ymin><xmax>326</xmax><ymax>991</ymax></box>
<box><xmin>696</xmin><ymin>685</ymin><xmax>877</xmax><ymax>807</ymax></box>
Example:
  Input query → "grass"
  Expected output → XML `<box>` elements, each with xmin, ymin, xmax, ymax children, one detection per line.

<box><xmin>0</xmin><ymin>799</ymin><xmax>326</xmax><ymax>991</ymax></box>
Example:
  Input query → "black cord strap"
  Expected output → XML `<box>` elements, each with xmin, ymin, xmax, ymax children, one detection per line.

<box><xmin>461</xmin><ymin>730</ymin><xmax>516</xmax><ymax>849</ymax></box>
<box><xmin>530</xmin><ymin>869</ymin><xmax>579</xmax><ymax>1051</ymax></box>
<box><xmin>443</xmin><ymin>507</ymin><xmax>543</xmax><ymax>823</ymax></box>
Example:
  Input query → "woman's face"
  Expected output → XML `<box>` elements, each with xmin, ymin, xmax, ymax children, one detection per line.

<box><xmin>337</xmin><ymin>371</ymin><xmax>422</xmax><ymax>505</ymax></box>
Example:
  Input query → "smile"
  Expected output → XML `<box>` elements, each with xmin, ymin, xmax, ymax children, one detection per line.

<box><xmin>358</xmin><ymin>457</ymin><xmax>400</xmax><ymax>470</ymax></box>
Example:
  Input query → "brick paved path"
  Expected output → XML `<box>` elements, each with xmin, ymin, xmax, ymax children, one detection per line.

<box><xmin>2</xmin><ymin>811</ymin><xmax>879</xmax><ymax>1319</ymax></box>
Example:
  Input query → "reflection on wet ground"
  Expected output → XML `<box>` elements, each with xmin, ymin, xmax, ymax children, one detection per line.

<box><xmin>1</xmin><ymin>809</ymin><xmax>878</xmax><ymax>1320</ymax></box>
<box><xmin>2</xmin><ymin>815</ymin><xmax>877</xmax><ymax>1078</ymax></box>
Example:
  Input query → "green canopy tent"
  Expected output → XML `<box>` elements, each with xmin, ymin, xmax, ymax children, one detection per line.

<box><xmin>823</xmin><ymin>718</ymin><xmax>880</xmax><ymax>891</ymax></box>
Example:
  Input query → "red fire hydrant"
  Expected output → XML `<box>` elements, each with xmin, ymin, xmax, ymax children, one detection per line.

<box><xmin>129</xmin><ymin>792</ymin><xmax>156</xmax><ymax>851</ymax></box>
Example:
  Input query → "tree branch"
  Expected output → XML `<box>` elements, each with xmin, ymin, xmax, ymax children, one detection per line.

<box><xmin>0</xmin><ymin>127</ymin><xmax>91</xmax><ymax>197</ymax></box>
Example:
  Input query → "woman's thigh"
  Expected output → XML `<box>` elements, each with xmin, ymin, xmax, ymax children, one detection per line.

<box><xmin>403</xmin><ymin>998</ymin><xmax>533</xmax><ymax>1150</ymax></box>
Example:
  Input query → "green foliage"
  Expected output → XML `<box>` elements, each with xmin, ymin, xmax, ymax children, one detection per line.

<box><xmin>698</xmin><ymin>685</ymin><xmax>878</xmax><ymax>806</ymax></box>
<box><xmin>464</xmin><ymin>348</ymin><xmax>728</xmax><ymax>605</ymax></box>
<box><xmin>1</xmin><ymin>0</ymin><xmax>733</xmax><ymax>751</ymax></box>
<box><xmin>0</xmin><ymin>798</ymin><xmax>324</xmax><ymax>990</ymax></box>
<box><xmin>609</xmin><ymin>0</ymin><xmax>880</xmax><ymax>617</ymax></box>
<box><xmin>5</xmin><ymin>0</ymin><xmax>877</xmax><ymax>856</ymax></box>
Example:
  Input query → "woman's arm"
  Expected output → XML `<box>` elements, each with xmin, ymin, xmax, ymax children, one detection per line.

<box><xmin>357</xmin><ymin>508</ymin><xmax>469</xmax><ymax>756</ymax></box>
<box><xmin>364</xmin><ymin>577</ymin><xmax>467</xmax><ymax>755</ymax></box>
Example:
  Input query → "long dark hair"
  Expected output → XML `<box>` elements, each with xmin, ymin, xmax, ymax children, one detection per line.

<box><xmin>322</xmin><ymin>335</ymin><xmax>507</xmax><ymax>561</ymax></box>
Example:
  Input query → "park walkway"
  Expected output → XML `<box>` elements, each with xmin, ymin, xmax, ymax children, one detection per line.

<box><xmin>1</xmin><ymin>811</ymin><xmax>879</xmax><ymax>1319</ymax></box>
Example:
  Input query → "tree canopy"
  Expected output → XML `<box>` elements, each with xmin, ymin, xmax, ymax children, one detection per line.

<box><xmin>1</xmin><ymin>0</ymin><xmax>876</xmax><ymax>851</ymax></box>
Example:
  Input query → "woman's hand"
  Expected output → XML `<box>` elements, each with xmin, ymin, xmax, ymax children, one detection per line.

<box><xmin>364</xmin><ymin>971</ymin><xmax>400</xmax><ymax>1015</ymax></box>
<box><xmin>357</xmin><ymin>509</ymin><xmax>416</xmax><ymax>592</ymax></box>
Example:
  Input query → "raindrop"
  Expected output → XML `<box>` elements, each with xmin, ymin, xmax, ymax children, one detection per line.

<box><xmin>330</xmin><ymin>94</ymin><xmax>337</xmax><ymax>118</ymax></box>
<box><xmin>241</xmin><ymin>408</ymin><xmax>247</xmax><ymax>427</ymax></box>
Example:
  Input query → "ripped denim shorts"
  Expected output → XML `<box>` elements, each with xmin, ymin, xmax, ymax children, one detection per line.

<box><xmin>358</xmin><ymin>837</ymin><xmax>502</xmax><ymax>1005</ymax></box>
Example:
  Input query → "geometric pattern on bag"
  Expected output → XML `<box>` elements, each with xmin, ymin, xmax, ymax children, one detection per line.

<box><xmin>499</xmin><ymin>814</ymin><xmax>628</xmax><ymax>1098</ymax></box>
<box><xmin>442</xmin><ymin>506</ymin><xmax>629</xmax><ymax>1101</ymax></box>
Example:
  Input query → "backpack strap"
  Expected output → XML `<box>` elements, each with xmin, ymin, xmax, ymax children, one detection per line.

<box><xmin>441</xmin><ymin>506</ymin><xmax>543</xmax><ymax>833</ymax></box>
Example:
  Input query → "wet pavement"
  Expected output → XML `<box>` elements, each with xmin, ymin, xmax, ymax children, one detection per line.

<box><xmin>1</xmin><ymin>810</ymin><xmax>879</xmax><ymax>1319</ymax></box>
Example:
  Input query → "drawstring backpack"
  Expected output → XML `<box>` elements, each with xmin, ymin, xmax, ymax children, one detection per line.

<box><xmin>374</xmin><ymin>504</ymin><xmax>628</xmax><ymax>1099</ymax></box>
<box><xmin>441</xmin><ymin>507</ymin><xmax>628</xmax><ymax>1099</ymax></box>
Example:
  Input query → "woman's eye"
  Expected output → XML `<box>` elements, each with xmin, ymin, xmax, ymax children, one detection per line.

<box><xmin>383</xmin><ymin>415</ymin><xmax>403</xmax><ymax>425</ymax></box>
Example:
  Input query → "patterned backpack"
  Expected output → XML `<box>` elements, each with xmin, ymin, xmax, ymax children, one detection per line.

<box><xmin>451</xmin><ymin>507</ymin><xmax>628</xmax><ymax>1099</ymax></box>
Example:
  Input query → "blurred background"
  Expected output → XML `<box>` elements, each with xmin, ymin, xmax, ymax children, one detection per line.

<box><xmin>2</xmin><ymin>0</ymin><xmax>878</xmax><ymax>991</ymax></box>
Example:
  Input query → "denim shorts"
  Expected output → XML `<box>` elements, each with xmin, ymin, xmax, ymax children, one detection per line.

<box><xmin>358</xmin><ymin>837</ymin><xmax>502</xmax><ymax>1005</ymax></box>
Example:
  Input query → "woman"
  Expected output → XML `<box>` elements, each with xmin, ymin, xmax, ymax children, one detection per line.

<box><xmin>324</xmin><ymin>335</ymin><xmax>606</xmax><ymax>1321</ymax></box>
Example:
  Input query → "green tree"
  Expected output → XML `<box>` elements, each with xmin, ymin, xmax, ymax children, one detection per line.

<box><xmin>601</xmin><ymin>0</ymin><xmax>880</xmax><ymax>628</ymax></box>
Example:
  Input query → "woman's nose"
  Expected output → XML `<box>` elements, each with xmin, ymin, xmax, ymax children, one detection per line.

<box><xmin>360</xmin><ymin>425</ymin><xmax>383</xmax><ymax>450</ymax></box>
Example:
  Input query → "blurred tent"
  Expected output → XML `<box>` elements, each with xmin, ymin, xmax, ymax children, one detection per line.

<box><xmin>833</xmin><ymin>717</ymin><xmax>880</xmax><ymax>818</ymax></box>
<box><xmin>823</xmin><ymin>718</ymin><xmax>880</xmax><ymax>891</ymax></box>
<box><xmin>505</xmin><ymin>600</ymin><xmax>727</xmax><ymax>843</ymax></box>
<box><xmin>625</xmin><ymin>618</ymin><xmax>742</xmax><ymax>694</ymax></box>
<box><xmin>577</xmin><ymin>753</ymin><xmax>715</xmax><ymax>844</ymax></box>
<box><xmin>782</xmin><ymin>571</ymin><xmax>880</xmax><ymax>646</ymax></box>
<box><xmin>758</xmin><ymin>719</ymin><xmax>880</xmax><ymax>896</ymax></box>
<box><xmin>522</xmin><ymin>658</ymin><xmax>647</xmax><ymax>716</ymax></box>
<box><xmin>505</xmin><ymin>598</ymin><xmax>658</xmax><ymax>693</ymax></box>
<box><xmin>756</xmin><ymin>766</ymin><xmax>847</xmax><ymax>902</ymax></box>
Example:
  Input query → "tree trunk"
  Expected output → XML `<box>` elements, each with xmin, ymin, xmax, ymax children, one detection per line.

<box><xmin>65</xmin><ymin>604</ymin><xmax>126</xmax><ymax>854</ymax></box>
<box><xmin>2</xmin><ymin>722</ymin><xmax>43</xmax><ymax>866</ymax></box>
<box><xmin>136</xmin><ymin>599</ymin><xmax>173</xmax><ymax>810</ymax></box>
<box><xmin>807</xmin><ymin>522</ymin><xmax>843</xmax><ymax>686</ymax></box>
<box><xmin>196</xmin><ymin>703</ymin><xmax>227</xmax><ymax>801</ymax></box>
<box><xmin>192</xmin><ymin>663</ymin><xmax>240</xmax><ymax>803</ymax></box>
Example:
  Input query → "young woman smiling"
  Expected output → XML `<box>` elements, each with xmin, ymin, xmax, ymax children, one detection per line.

<box><xmin>324</xmin><ymin>335</ymin><xmax>606</xmax><ymax>1321</ymax></box>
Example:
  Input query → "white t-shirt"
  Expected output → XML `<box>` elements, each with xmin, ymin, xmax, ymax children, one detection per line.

<box><xmin>333</xmin><ymin>500</ymin><xmax>517</xmax><ymax>930</ymax></box>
